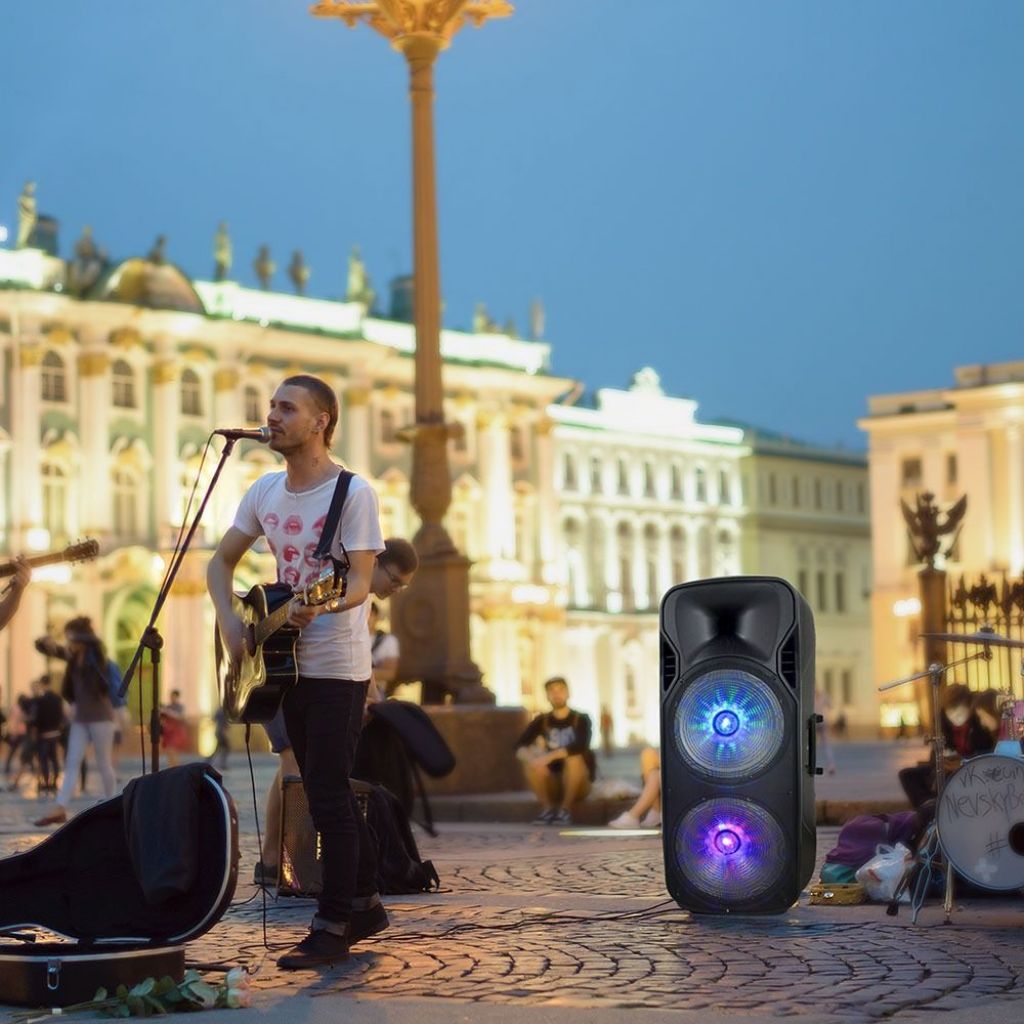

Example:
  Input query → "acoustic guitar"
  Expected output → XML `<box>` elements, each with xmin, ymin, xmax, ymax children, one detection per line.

<box><xmin>0</xmin><ymin>538</ymin><xmax>99</xmax><ymax>578</ymax></box>
<box><xmin>216</xmin><ymin>562</ymin><xmax>346</xmax><ymax>724</ymax></box>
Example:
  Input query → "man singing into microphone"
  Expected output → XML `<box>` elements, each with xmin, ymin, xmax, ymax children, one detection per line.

<box><xmin>207</xmin><ymin>374</ymin><xmax>385</xmax><ymax>969</ymax></box>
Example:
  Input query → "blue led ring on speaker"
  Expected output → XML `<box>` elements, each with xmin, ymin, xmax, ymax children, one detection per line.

<box><xmin>672</xmin><ymin>668</ymin><xmax>785</xmax><ymax>779</ymax></box>
<box><xmin>673</xmin><ymin>797</ymin><xmax>788</xmax><ymax>903</ymax></box>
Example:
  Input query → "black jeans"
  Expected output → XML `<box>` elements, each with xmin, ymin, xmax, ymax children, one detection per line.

<box><xmin>282</xmin><ymin>677</ymin><xmax>377</xmax><ymax>924</ymax></box>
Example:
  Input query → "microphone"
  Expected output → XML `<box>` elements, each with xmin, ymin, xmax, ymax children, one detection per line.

<box><xmin>213</xmin><ymin>426</ymin><xmax>271</xmax><ymax>443</ymax></box>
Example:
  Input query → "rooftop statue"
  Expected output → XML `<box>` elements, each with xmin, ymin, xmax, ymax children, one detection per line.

<box><xmin>16</xmin><ymin>181</ymin><xmax>37</xmax><ymax>249</ymax></box>
<box><xmin>901</xmin><ymin>491</ymin><xmax>968</xmax><ymax>570</ymax></box>
<box><xmin>288</xmin><ymin>250</ymin><xmax>310</xmax><ymax>295</ymax></box>
<box><xmin>346</xmin><ymin>245</ymin><xmax>375</xmax><ymax>309</ymax></box>
<box><xmin>147</xmin><ymin>235</ymin><xmax>167</xmax><ymax>265</ymax></box>
<box><xmin>254</xmin><ymin>245</ymin><xmax>275</xmax><ymax>290</ymax></box>
<box><xmin>529</xmin><ymin>297</ymin><xmax>545</xmax><ymax>340</ymax></box>
<box><xmin>68</xmin><ymin>225</ymin><xmax>104</xmax><ymax>297</ymax></box>
<box><xmin>213</xmin><ymin>222</ymin><xmax>232</xmax><ymax>282</ymax></box>
<box><xmin>473</xmin><ymin>301</ymin><xmax>499</xmax><ymax>334</ymax></box>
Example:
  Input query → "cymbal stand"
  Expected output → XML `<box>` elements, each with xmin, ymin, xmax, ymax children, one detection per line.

<box><xmin>878</xmin><ymin>648</ymin><xmax>992</xmax><ymax>922</ymax></box>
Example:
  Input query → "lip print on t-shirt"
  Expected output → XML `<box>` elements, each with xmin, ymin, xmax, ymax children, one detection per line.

<box><xmin>312</xmin><ymin>514</ymin><xmax>327</xmax><ymax>534</ymax></box>
<box><xmin>282</xmin><ymin>544</ymin><xmax>300</xmax><ymax>564</ymax></box>
<box><xmin>264</xmin><ymin>512</ymin><xmax>280</xmax><ymax>531</ymax></box>
<box><xmin>303</xmin><ymin>542</ymin><xmax>322</xmax><ymax>568</ymax></box>
<box><xmin>283</xmin><ymin>515</ymin><xmax>303</xmax><ymax>536</ymax></box>
<box><xmin>282</xmin><ymin>566</ymin><xmax>301</xmax><ymax>588</ymax></box>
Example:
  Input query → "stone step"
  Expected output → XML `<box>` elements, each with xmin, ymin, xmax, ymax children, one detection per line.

<box><xmin>417</xmin><ymin>792</ymin><xmax>912</xmax><ymax>828</ymax></box>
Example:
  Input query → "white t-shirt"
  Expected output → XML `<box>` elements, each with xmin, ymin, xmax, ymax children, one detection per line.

<box><xmin>371</xmin><ymin>632</ymin><xmax>399</xmax><ymax>668</ymax></box>
<box><xmin>233</xmin><ymin>470</ymin><xmax>384</xmax><ymax>680</ymax></box>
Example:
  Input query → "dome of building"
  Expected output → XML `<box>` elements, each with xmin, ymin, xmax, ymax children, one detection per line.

<box><xmin>93</xmin><ymin>258</ymin><xmax>206</xmax><ymax>315</ymax></box>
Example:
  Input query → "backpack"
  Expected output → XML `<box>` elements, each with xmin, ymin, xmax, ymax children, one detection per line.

<box><xmin>107</xmin><ymin>659</ymin><xmax>127</xmax><ymax>709</ymax></box>
<box><xmin>823</xmin><ymin>811</ymin><xmax>923</xmax><ymax>872</ymax></box>
<box><xmin>364</xmin><ymin>783</ymin><xmax>440</xmax><ymax>895</ymax></box>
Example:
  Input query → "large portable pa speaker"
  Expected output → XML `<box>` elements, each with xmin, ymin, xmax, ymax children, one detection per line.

<box><xmin>660</xmin><ymin>576</ymin><xmax>818</xmax><ymax>914</ymax></box>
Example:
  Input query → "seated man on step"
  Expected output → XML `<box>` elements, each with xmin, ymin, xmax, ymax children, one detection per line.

<box><xmin>515</xmin><ymin>676</ymin><xmax>595</xmax><ymax>825</ymax></box>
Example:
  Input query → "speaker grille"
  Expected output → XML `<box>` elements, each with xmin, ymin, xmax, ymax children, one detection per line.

<box><xmin>661</xmin><ymin>639</ymin><xmax>679</xmax><ymax>690</ymax></box>
<box><xmin>779</xmin><ymin>633</ymin><xmax>797</xmax><ymax>687</ymax></box>
<box><xmin>673</xmin><ymin>797</ymin><xmax>788</xmax><ymax>903</ymax></box>
<box><xmin>672</xmin><ymin>668</ymin><xmax>785</xmax><ymax>779</ymax></box>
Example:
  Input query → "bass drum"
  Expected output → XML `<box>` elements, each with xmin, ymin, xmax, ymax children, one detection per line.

<box><xmin>937</xmin><ymin>754</ymin><xmax>1024</xmax><ymax>891</ymax></box>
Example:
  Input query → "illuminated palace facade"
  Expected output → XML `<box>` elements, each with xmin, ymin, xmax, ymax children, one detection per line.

<box><xmin>861</xmin><ymin>362</ymin><xmax>1024</xmax><ymax>727</ymax></box>
<box><xmin>0</xmin><ymin>242</ymin><xmax>873</xmax><ymax>745</ymax></box>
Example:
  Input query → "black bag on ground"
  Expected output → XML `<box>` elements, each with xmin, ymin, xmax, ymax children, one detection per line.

<box><xmin>364</xmin><ymin>783</ymin><xmax>440</xmax><ymax>895</ymax></box>
<box><xmin>279</xmin><ymin>776</ymin><xmax>439</xmax><ymax>897</ymax></box>
<box><xmin>354</xmin><ymin>701</ymin><xmax>455</xmax><ymax>836</ymax></box>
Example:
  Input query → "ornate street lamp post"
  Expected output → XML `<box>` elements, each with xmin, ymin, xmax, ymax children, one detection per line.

<box><xmin>310</xmin><ymin>0</ymin><xmax>513</xmax><ymax>702</ymax></box>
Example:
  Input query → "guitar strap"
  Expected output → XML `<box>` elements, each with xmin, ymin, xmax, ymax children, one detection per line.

<box><xmin>313</xmin><ymin>469</ymin><xmax>354</xmax><ymax>588</ymax></box>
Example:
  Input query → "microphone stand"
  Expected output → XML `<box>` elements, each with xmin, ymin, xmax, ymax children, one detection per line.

<box><xmin>119</xmin><ymin>436</ymin><xmax>241</xmax><ymax>774</ymax></box>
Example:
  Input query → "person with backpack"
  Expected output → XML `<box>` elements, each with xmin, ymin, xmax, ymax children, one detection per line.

<box><xmin>515</xmin><ymin>676</ymin><xmax>596</xmax><ymax>825</ymax></box>
<box><xmin>32</xmin><ymin>616</ymin><xmax>118</xmax><ymax>826</ymax></box>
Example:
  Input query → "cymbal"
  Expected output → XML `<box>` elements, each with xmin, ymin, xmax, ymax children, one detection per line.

<box><xmin>920</xmin><ymin>629</ymin><xmax>1024</xmax><ymax>650</ymax></box>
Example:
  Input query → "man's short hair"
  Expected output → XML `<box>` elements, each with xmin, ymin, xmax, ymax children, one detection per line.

<box><xmin>380</xmin><ymin>537</ymin><xmax>419</xmax><ymax>576</ymax></box>
<box><xmin>544</xmin><ymin>676</ymin><xmax>568</xmax><ymax>692</ymax></box>
<box><xmin>281</xmin><ymin>374</ymin><xmax>339</xmax><ymax>448</ymax></box>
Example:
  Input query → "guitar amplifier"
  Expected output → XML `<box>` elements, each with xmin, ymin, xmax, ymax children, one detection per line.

<box><xmin>279</xmin><ymin>775</ymin><xmax>371</xmax><ymax>898</ymax></box>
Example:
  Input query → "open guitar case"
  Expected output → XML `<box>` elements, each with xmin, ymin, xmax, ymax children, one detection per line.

<box><xmin>0</xmin><ymin>764</ymin><xmax>239</xmax><ymax>1007</ymax></box>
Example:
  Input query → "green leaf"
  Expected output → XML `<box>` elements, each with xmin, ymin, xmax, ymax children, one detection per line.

<box><xmin>95</xmin><ymin>987</ymin><xmax>109</xmax><ymax>1000</ymax></box>
<box><xmin>117</xmin><ymin>985</ymin><xmax>129</xmax><ymax>999</ymax></box>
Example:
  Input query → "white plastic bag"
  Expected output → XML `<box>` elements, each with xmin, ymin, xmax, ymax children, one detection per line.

<box><xmin>855</xmin><ymin>842</ymin><xmax>913</xmax><ymax>902</ymax></box>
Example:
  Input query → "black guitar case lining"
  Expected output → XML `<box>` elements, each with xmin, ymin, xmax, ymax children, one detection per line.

<box><xmin>0</xmin><ymin>765</ymin><xmax>238</xmax><ymax>1007</ymax></box>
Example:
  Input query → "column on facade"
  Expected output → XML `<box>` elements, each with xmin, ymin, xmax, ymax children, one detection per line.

<box><xmin>686</xmin><ymin>517</ymin><xmax>701</xmax><ymax>581</ymax></box>
<box><xmin>212</xmin><ymin>366</ymin><xmax>243</xmax><ymax>536</ymax></box>
<box><xmin>1008</xmin><ymin>424</ymin><xmax>1023</xmax><ymax>575</ymax></box>
<box><xmin>11</xmin><ymin>319</ymin><xmax>44</xmax><ymax>537</ymax></box>
<box><xmin>344</xmin><ymin>387</ymin><xmax>372</xmax><ymax>477</ymax></box>
<box><xmin>161</xmin><ymin>572</ymin><xmax>209</xmax><ymax>747</ymax></box>
<box><xmin>955</xmin><ymin>426</ymin><xmax>993</xmax><ymax>570</ymax></box>
<box><xmin>477</xmin><ymin>407</ymin><xmax>517</xmax><ymax>572</ymax></box>
<box><xmin>601</xmin><ymin>512</ymin><xmax>620</xmax><ymax>603</ymax></box>
<box><xmin>484</xmin><ymin>611</ymin><xmax>523</xmax><ymax>707</ymax></box>
<box><xmin>563</xmin><ymin>624</ymin><xmax>602</xmax><ymax>729</ymax></box>
<box><xmin>77</xmin><ymin>331</ymin><xmax>112</xmax><ymax>537</ymax></box>
<box><xmin>534</xmin><ymin>415</ymin><xmax>561</xmax><ymax>585</ymax></box>
<box><xmin>656</xmin><ymin>523</ymin><xmax>673</xmax><ymax>598</ymax></box>
<box><xmin>631</xmin><ymin>519</ymin><xmax>647</xmax><ymax>609</ymax></box>
<box><xmin>151</xmin><ymin>337</ymin><xmax>181</xmax><ymax>548</ymax></box>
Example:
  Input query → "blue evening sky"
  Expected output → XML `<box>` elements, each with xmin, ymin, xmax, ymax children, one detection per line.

<box><xmin>2</xmin><ymin>1</ymin><xmax>1021</xmax><ymax>449</ymax></box>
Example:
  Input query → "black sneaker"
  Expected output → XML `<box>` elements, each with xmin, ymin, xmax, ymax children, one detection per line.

<box><xmin>532</xmin><ymin>808</ymin><xmax>557</xmax><ymax>825</ymax></box>
<box><xmin>551</xmin><ymin>808</ymin><xmax>572</xmax><ymax>826</ymax></box>
<box><xmin>277</xmin><ymin>928</ymin><xmax>350</xmax><ymax>969</ymax></box>
<box><xmin>347</xmin><ymin>903</ymin><xmax>389</xmax><ymax>946</ymax></box>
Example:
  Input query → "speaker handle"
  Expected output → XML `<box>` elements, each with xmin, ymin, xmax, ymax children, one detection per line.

<box><xmin>807</xmin><ymin>714</ymin><xmax>824</xmax><ymax>776</ymax></box>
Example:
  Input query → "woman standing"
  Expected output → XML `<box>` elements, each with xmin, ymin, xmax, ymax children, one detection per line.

<box><xmin>32</xmin><ymin>616</ymin><xmax>117</xmax><ymax>826</ymax></box>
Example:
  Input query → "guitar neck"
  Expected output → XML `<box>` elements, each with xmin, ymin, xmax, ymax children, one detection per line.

<box><xmin>0</xmin><ymin>551</ymin><xmax>71</xmax><ymax>578</ymax></box>
<box><xmin>254</xmin><ymin>600</ymin><xmax>293</xmax><ymax>647</ymax></box>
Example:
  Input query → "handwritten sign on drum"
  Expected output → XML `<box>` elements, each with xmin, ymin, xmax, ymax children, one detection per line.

<box><xmin>936</xmin><ymin>754</ymin><xmax>1024</xmax><ymax>890</ymax></box>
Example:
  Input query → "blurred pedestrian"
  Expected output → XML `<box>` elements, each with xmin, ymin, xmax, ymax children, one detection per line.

<box><xmin>159</xmin><ymin>689</ymin><xmax>189</xmax><ymax>767</ymax></box>
<box><xmin>599</xmin><ymin>704</ymin><xmax>614</xmax><ymax>758</ymax></box>
<box><xmin>207</xmin><ymin>706</ymin><xmax>231</xmax><ymax>772</ymax></box>
<box><xmin>33</xmin><ymin>616</ymin><xmax>117</xmax><ymax>826</ymax></box>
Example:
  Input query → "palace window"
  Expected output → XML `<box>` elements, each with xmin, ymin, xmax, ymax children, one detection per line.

<box><xmin>841</xmin><ymin>670</ymin><xmax>853</xmax><ymax>705</ymax></box>
<box><xmin>670</xmin><ymin>464</ymin><xmax>683</xmax><ymax>499</ymax></box>
<box><xmin>670</xmin><ymin>525</ymin><xmax>686</xmax><ymax>584</ymax></box>
<box><xmin>694</xmin><ymin>467</ymin><xmax>706</xmax><ymax>503</ymax></box>
<box><xmin>244</xmin><ymin>385</ymin><xmax>262</xmax><ymax>424</ymax></box>
<box><xmin>797</xmin><ymin>568</ymin><xmax>809</xmax><ymax>598</ymax></box>
<box><xmin>643</xmin><ymin>462</ymin><xmax>656</xmax><ymax>498</ymax></box>
<box><xmin>617</xmin><ymin>459</ymin><xmax>630</xmax><ymax>496</ymax></box>
<box><xmin>768</xmin><ymin>473</ymin><xmax>778</xmax><ymax>505</ymax></box>
<box><xmin>816</xmin><ymin>570</ymin><xmax>828</xmax><ymax>612</ymax></box>
<box><xmin>719</xmin><ymin>469</ymin><xmax>731</xmax><ymax>506</ymax></box>
<box><xmin>111</xmin><ymin>359</ymin><xmax>136</xmax><ymax>409</ymax></box>
<box><xmin>563</xmin><ymin>453</ymin><xmax>577</xmax><ymax>491</ymax></box>
<box><xmin>379</xmin><ymin>408</ymin><xmax>397</xmax><ymax>444</ymax></box>
<box><xmin>180</xmin><ymin>368</ymin><xmax>203</xmax><ymax>416</ymax></box>
<box><xmin>946</xmin><ymin>453</ymin><xmax>958</xmax><ymax>486</ymax></box>
<box><xmin>509</xmin><ymin>426</ymin><xmax>525</xmax><ymax>462</ymax></box>
<box><xmin>836</xmin><ymin>480</ymin><xmax>845</xmax><ymax>511</ymax></box>
<box><xmin>792</xmin><ymin>476</ymin><xmax>801</xmax><ymax>507</ymax></box>
<box><xmin>41</xmin><ymin>463</ymin><xmax>68</xmax><ymax>538</ymax></box>
<box><xmin>590</xmin><ymin>457</ymin><xmax>603</xmax><ymax>494</ymax></box>
<box><xmin>41</xmin><ymin>352</ymin><xmax>67</xmax><ymax>403</ymax></box>
<box><xmin>901</xmin><ymin>458</ymin><xmax>922</xmax><ymax>488</ymax></box>
<box><xmin>834</xmin><ymin>571</ymin><xmax>846</xmax><ymax>613</ymax></box>
<box><xmin>813</xmin><ymin>478</ymin><xmax>822</xmax><ymax>510</ymax></box>
<box><xmin>112</xmin><ymin>468</ymin><xmax>140</xmax><ymax>537</ymax></box>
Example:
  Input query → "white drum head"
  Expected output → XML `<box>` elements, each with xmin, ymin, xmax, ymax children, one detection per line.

<box><xmin>937</xmin><ymin>754</ymin><xmax>1024</xmax><ymax>891</ymax></box>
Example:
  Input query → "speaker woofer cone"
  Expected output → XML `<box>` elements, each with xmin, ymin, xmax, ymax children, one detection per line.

<box><xmin>672</xmin><ymin>668</ymin><xmax>785</xmax><ymax>779</ymax></box>
<box><xmin>673</xmin><ymin>797</ymin><xmax>788</xmax><ymax>902</ymax></box>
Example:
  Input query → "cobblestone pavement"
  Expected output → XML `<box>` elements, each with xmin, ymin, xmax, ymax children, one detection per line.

<box><xmin>2</xmin><ymin>759</ymin><xmax>1023</xmax><ymax>1022</ymax></box>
